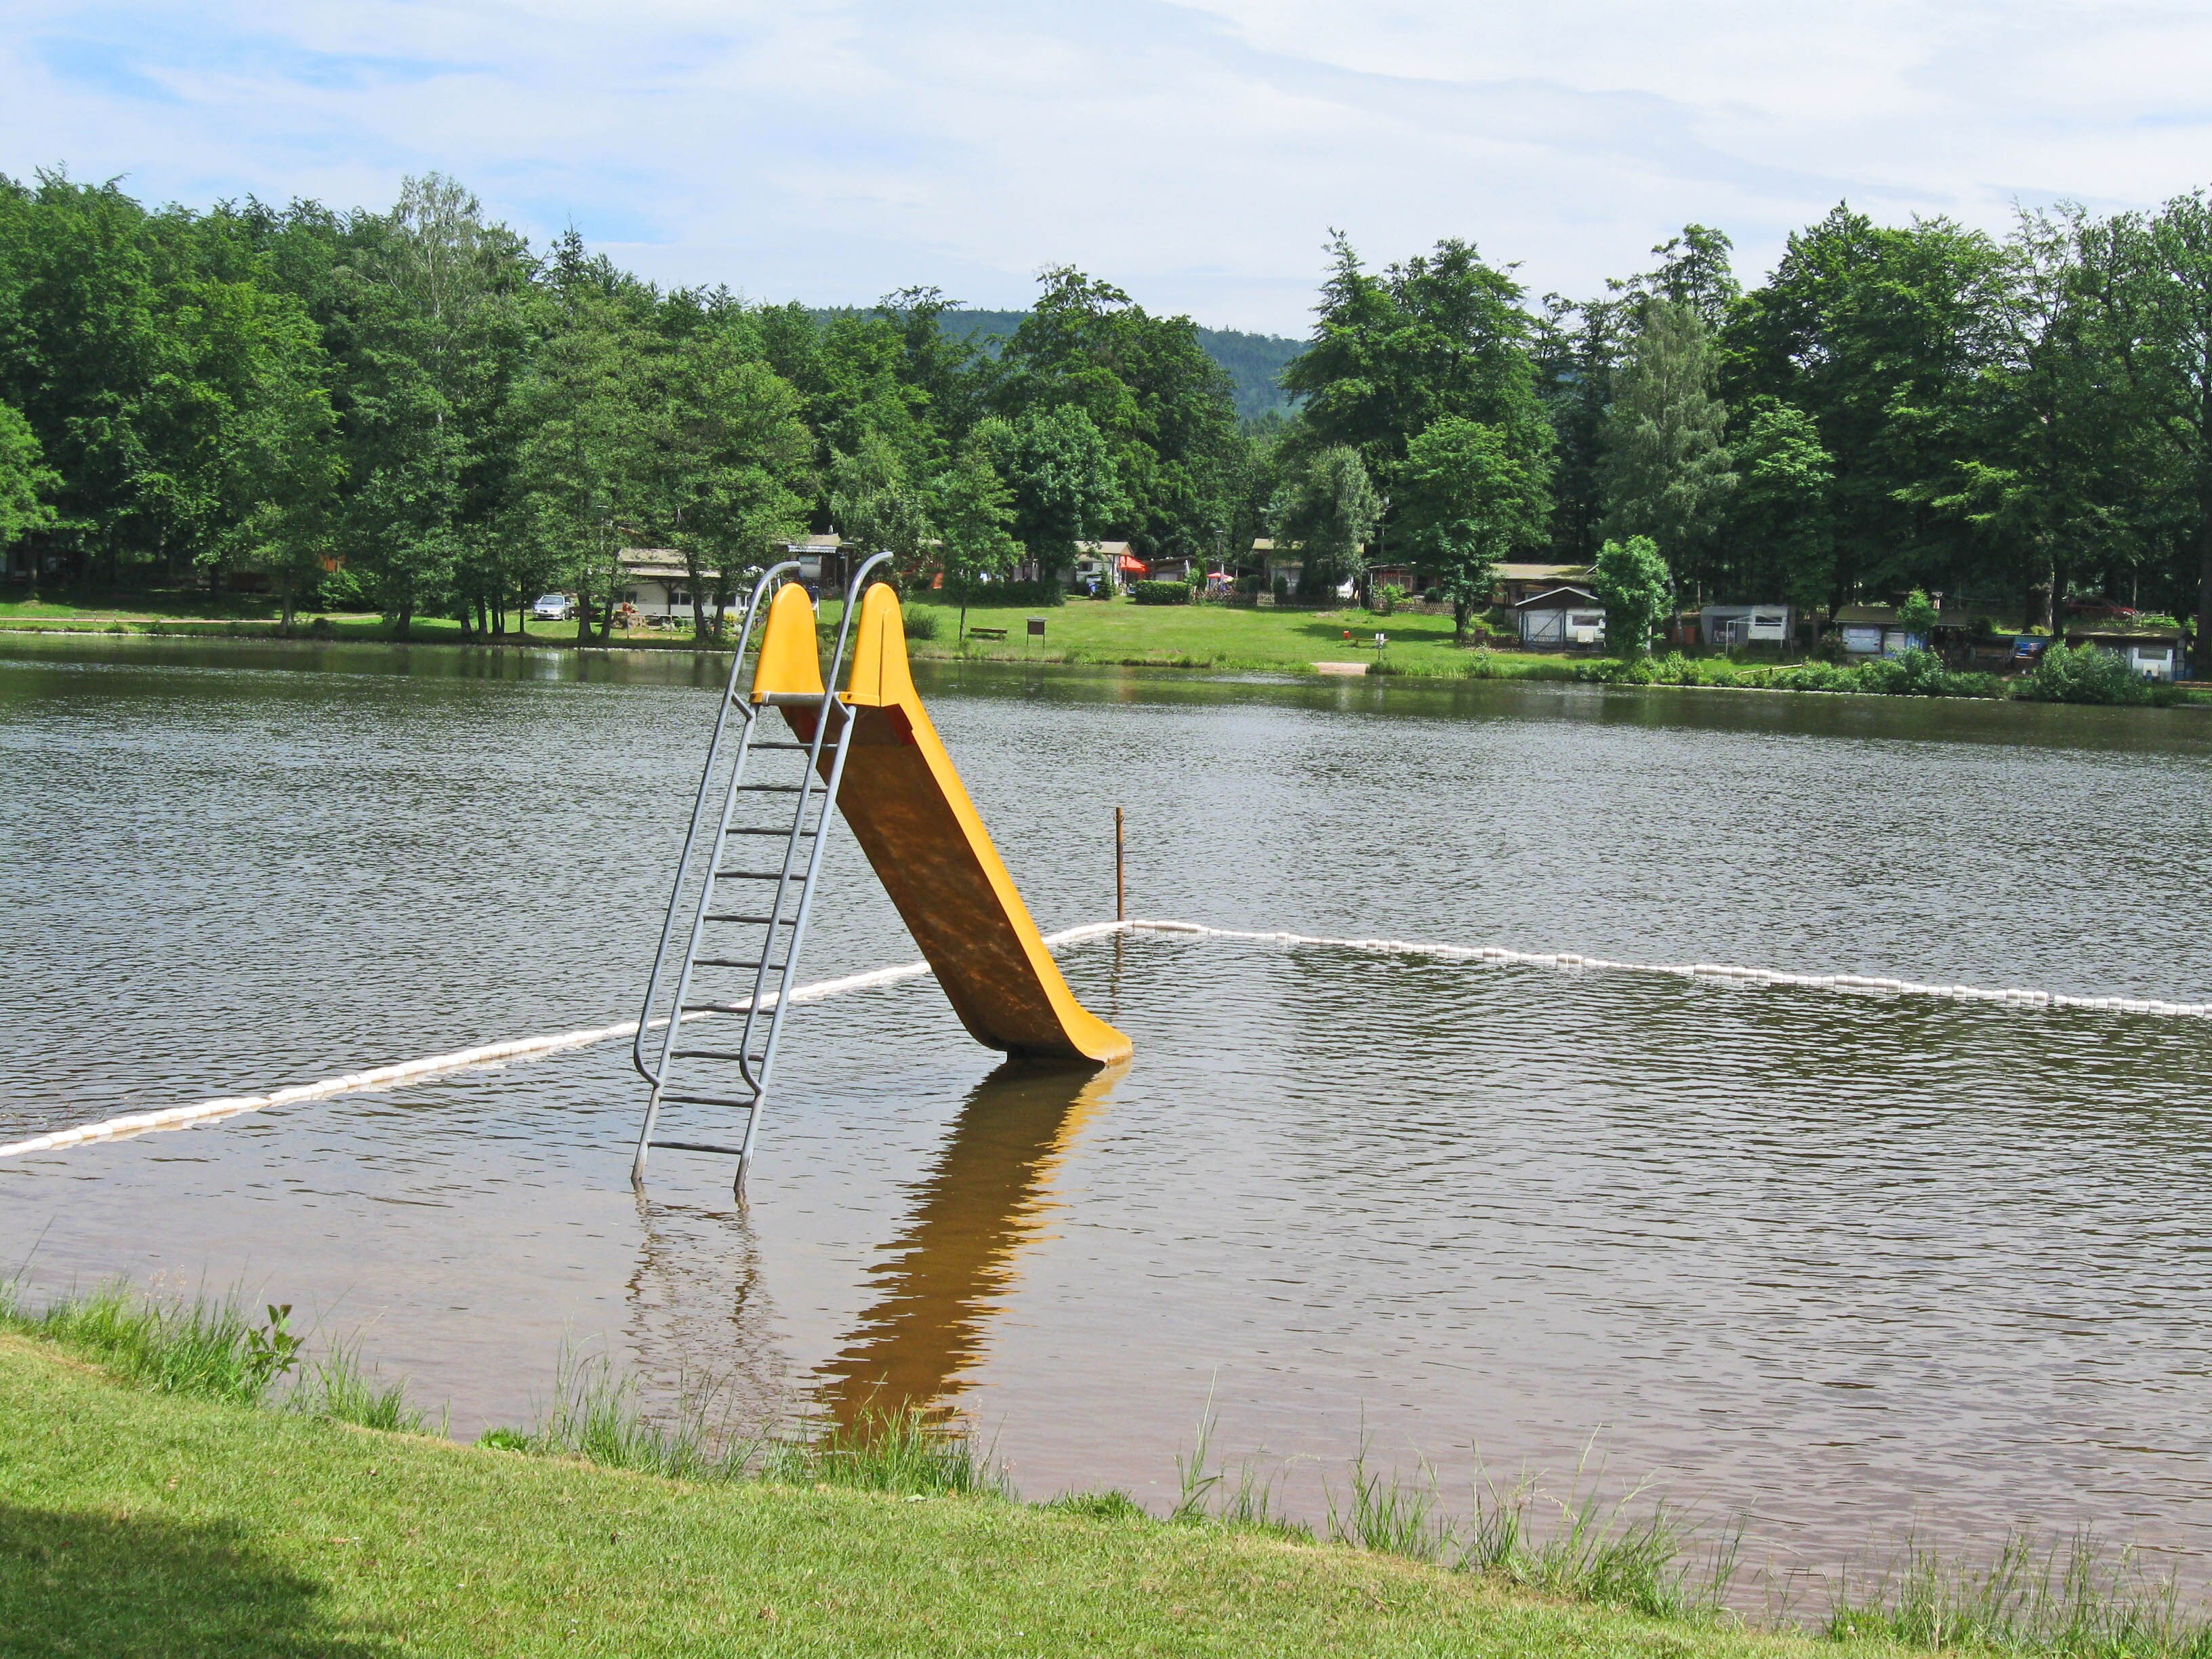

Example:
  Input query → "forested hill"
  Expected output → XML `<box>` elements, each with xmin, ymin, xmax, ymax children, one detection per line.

<box><xmin>813</xmin><ymin>307</ymin><xmax>1304</xmax><ymax>422</ymax></box>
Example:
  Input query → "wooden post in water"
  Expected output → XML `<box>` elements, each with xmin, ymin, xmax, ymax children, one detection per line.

<box><xmin>1115</xmin><ymin>807</ymin><xmax>1126</xmax><ymax>922</ymax></box>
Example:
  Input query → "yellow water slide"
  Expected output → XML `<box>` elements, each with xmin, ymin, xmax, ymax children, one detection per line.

<box><xmin>750</xmin><ymin>581</ymin><xmax>1132</xmax><ymax>1067</ymax></box>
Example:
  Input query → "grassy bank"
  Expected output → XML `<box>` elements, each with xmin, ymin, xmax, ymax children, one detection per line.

<box><xmin>1</xmin><ymin>1315</ymin><xmax>1830</xmax><ymax>1659</ymax></box>
<box><xmin>7</xmin><ymin>1284</ymin><xmax>2211</xmax><ymax>1657</ymax></box>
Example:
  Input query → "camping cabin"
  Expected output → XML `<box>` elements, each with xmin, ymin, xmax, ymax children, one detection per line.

<box><xmin>1830</xmin><ymin>605</ymin><xmax>1925</xmax><ymax>659</ymax></box>
<box><xmin>616</xmin><ymin>548</ymin><xmax>693</xmax><ymax>618</ymax></box>
<box><xmin>1251</xmin><ymin>538</ymin><xmax>1303</xmax><ymax>594</ymax></box>
<box><xmin>1071</xmin><ymin>541</ymin><xmax>1143</xmax><ymax>594</ymax></box>
<box><xmin>1515</xmin><ymin>586</ymin><xmax>1607</xmax><ymax>649</ymax></box>
<box><xmin>1700</xmin><ymin>603</ymin><xmax>1796</xmax><ymax>649</ymax></box>
<box><xmin>1494</xmin><ymin>562</ymin><xmax>1593</xmax><ymax>607</ymax></box>
<box><xmin>785</xmin><ymin>533</ymin><xmax>851</xmax><ymax>595</ymax></box>
<box><xmin>2066</xmin><ymin>625</ymin><xmax>2186</xmax><ymax>680</ymax></box>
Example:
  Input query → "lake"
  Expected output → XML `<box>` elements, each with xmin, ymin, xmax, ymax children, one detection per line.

<box><xmin>3</xmin><ymin>632</ymin><xmax>2210</xmax><ymax>1591</ymax></box>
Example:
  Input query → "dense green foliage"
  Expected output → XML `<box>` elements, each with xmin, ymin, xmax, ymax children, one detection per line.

<box><xmin>1128</xmin><ymin>579</ymin><xmax>1193</xmax><ymax>604</ymax></box>
<box><xmin>5</xmin><ymin>168</ymin><xmax>2212</xmax><ymax>663</ymax></box>
<box><xmin>1282</xmin><ymin>232</ymin><xmax>1551</xmax><ymax>491</ymax></box>
<box><xmin>1610</xmin><ymin>649</ymin><xmax>2002</xmax><ymax>698</ymax></box>
<box><xmin>1593</xmin><ymin>535</ymin><xmax>1675</xmax><ymax>655</ymax></box>
<box><xmin>0</xmin><ymin>175</ymin><xmax>1252</xmax><ymax>635</ymax></box>
<box><xmin>1267</xmin><ymin>443</ymin><xmax>1382</xmax><ymax>594</ymax></box>
<box><xmin>0</xmin><ymin>401</ymin><xmax>58</xmax><ymax>546</ymax></box>
<box><xmin>2016</xmin><ymin>641</ymin><xmax>2165</xmax><ymax>705</ymax></box>
<box><xmin>1599</xmin><ymin>300</ymin><xmax>1734</xmax><ymax>552</ymax></box>
<box><xmin>1397</xmin><ymin>414</ymin><xmax>1552</xmax><ymax>637</ymax></box>
<box><xmin>825</xmin><ymin>305</ymin><xmax>1308</xmax><ymax>422</ymax></box>
<box><xmin>1727</xmin><ymin>398</ymin><xmax>1835</xmax><ymax>611</ymax></box>
<box><xmin>1530</xmin><ymin>207</ymin><xmax>2212</xmax><ymax>661</ymax></box>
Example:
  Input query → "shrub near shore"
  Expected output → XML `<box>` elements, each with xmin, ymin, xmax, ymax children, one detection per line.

<box><xmin>1603</xmin><ymin>648</ymin><xmax>2004</xmax><ymax>699</ymax></box>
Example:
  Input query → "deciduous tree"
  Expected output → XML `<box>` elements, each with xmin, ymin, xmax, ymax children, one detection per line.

<box><xmin>1726</xmin><ymin>398</ymin><xmax>1835</xmax><ymax>615</ymax></box>
<box><xmin>340</xmin><ymin>174</ymin><xmax>531</xmax><ymax>637</ymax></box>
<box><xmin>1266</xmin><ymin>445</ymin><xmax>1382</xmax><ymax>596</ymax></box>
<box><xmin>1282</xmin><ymin>232</ymin><xmax>1546</xmax><ymax>493</ymax></box>
<box><xmin>981</xmin><ymin>404</ymin><xmax>1122</xmax><ymax>579</ymax></box>
<box><xmin>1722</xmin><ymin>205</ymin><xmax>2007</xmax><ymax>603</ymax></box>
<box><xmin>1397</xmin><ymin>415</ymin><xmax>1553</xmax><ymax>639</ymax></box>
<box><xmin>0</xmin><ymin>401</ymin><xmax>59</xmax><ymax>554</ymax></box>
<box><xmin>933</xmin><ymin>437</ymin><xmax>1022</xmax><ymax>639</ymax></box>
<box><xmin>1599</xmin><ymin>299</ymin><xmax>1735</xmax><ymax>576</ymax></box>
<box><xmin>513</xmin><ymin>284</ymin><xmax>657</xmax><ymax>644</ymax></box>
<box><xmin>830</xmin><ymin>430</ymin><xmax>935</xmax><ymax>588</ymax></box>
<box><xmin>659</xmin><ymin>327</ymin><xmax>812</xmax><ymax>637</ymax></box>
<box><xmin>1592</xmin><ymin>534</ymin><xmax>1673</xmax><ymax>655</ymax></box>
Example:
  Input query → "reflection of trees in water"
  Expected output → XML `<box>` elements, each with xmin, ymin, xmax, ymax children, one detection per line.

<box><xmin>624</xmin><ymin>1193</ymin><xmax>794</xmax><ymax>1439</ymax></box>
<box><xmin>816</xmin><ymin>1058</ymin><xmax>1124</xmax><ymax>1425</ymax></box>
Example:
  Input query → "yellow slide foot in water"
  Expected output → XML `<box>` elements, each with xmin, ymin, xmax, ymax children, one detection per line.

<box><xmin>752</xmin><ymin>582</ymin><xmax>1132</xmax><ymax>1066</ymax></box>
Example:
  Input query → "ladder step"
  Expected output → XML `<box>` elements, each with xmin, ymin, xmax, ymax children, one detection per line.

<box><xmin>670</xmin><ymin>1048</ymin><xmax>768</xmax><ymax>1063</ymax></box>
<box><xmin>735</xmin><ymin>783</ymin><xmax>807</xmax><ymax>794</ymax></box>
<box><xmin>758</xmin><ymin>692</ymin><xmax>853</xmax><ymax>710</ymax></box>
<box><xmin>703</xmin><ymin>914</ymin><xmax>799</xmax><ymax>926</ymax></box>
<box><xmin>693</xmin><ymin>957</ymin><xmax>783</xmax><ymax>971</ymax></box>
<box><xmin>656</xmin><ymin>1091</ymin><xmax>760</xmax><ymax>1110</ymax></box>
<box><xmin>652</xmin><ymin>1139</ymin><xmax>750</xmax><ymax>1158</ymax></box>
<box><xmin>725</xmin><ymin>825</ymin><xmax>817</xmax><ymax>836</ymax></box>
<box><xmin>681</xmin><ymin>999</ymin><xmax>765</xmax><ymax>1014</ymax></box>
<box><xmin>750</xmin><ymin>741</ymin><xmax>814</xmax><ymax>751</ymax></box>
<box><xmin>713</xmin><ymin>869</ymin><xmax>792</xmax><ymax>881</ymax></box>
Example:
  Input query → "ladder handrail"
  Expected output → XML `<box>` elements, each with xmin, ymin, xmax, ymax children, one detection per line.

<box><xmin>631</xmin><ymin>560</ymin><xmax>800</xmax><ymax>1089</ymax></box>
<box><xmin>630</xmin><ymin>550</ymin><xmax>895</xmax><ymax>1196</ymax></box>
<box><xmin>732</xmin><ymin>552</ymin><xmax>878</xmax><ymax>1093</ymax></box>
<box><xmin>728</xmin><ymin>550</ymin><xmax>892</xmax><ymax>1187</ymax></box>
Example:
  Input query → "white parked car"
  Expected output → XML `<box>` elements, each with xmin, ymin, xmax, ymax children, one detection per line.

<box><xmin>532</xmin><ymin>593</ymin><xmax>577</xmax><ymax>622</ymax></box>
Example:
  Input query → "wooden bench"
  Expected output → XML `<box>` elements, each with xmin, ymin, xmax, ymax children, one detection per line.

<box><xmin>966</xmin><ymin>626</ymin><xmax>1008</xmax><ymax>641</ymax></box>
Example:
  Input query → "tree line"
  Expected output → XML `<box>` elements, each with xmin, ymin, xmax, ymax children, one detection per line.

<box><xmin>3</xmin><ymin>168</ymin><xmax>2210</xmax><ymax>654</ymax></box>
<box><xmin>1275</xmin><ymin>206</ymin><xmax>2212</xmax><ymax>654</ymax></box>
<box><xmin>0</xmin><ymin>171</ymin><xmax>1233</xmax><ymax>638</ymax></box>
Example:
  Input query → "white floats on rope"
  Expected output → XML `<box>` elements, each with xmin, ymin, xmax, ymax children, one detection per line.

<box><xmin>3</xmin><ymin>916</ymin><xmax>2203</xmax><ymax>1161</ymax></box>
<box><xmin>1116</xmin><ymin>919</ymin><xmax>2212</xmax><ymax>1018</ymax></box>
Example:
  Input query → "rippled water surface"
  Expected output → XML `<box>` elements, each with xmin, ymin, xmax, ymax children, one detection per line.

<box><xmin>4</xmin><ymin>634</ymin><xmax>2211</xmax><ymax>1582</ymax></box>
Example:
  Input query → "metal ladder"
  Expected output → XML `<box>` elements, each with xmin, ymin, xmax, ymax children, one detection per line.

<box><xmin>631</xmin><ymin>550</ymin><xmax>892</xmax><ymax>1197</ymax></box>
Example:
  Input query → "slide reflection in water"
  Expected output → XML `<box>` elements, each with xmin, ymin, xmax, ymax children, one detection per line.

<box><xmin>816</xmin><ymin>1059</ymin><xmax>1126</xmax><ymax>1423</ymax></box>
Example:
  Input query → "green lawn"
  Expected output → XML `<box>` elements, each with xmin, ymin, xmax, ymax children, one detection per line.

<box><xmin>0</xmin><ymin>594</ymin><xmax>712</xmax><ymax>651</ymax></box>
<box><xmin>0</xmin><ymin>1329</ymin><xmax>1875</xmax><ymax>1658</ymax></box>
<box><xmin>0</xmin><ymin>590</ymin><xmax>1576</xmax><ymax>675</ymax></box>
<box><xmin>900</xmin><ymin>594</ymin><xmax>1544</xmax><ymax>676</ymax></box>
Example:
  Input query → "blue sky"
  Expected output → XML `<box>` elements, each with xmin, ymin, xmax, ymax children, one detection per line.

<box><xmin>5</xmin><ymin>1</ymin><xmax>2209</xmax><ymax>335</ymax></box>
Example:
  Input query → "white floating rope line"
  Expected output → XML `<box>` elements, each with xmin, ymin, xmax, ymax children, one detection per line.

<box><xmin>0</xmin><ymin>933</ymin><xmax>991</xmax><ymax>1161</ymax></box>
<box><xmin>1120</xmin><ymin>918</ymin><xmax>2212</xmax><ymax>1019</ymax></box>
<box><xmin>4</xmin><ymin>916</ymin><xmax>2202</xmax><ymax>1161</ymax></box>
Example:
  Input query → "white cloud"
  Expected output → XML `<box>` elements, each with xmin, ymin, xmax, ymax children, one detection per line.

<box><xmin>1</xmin><ymin>0</ymin><xmax>2208</xmax><ymax>333</ymax></box>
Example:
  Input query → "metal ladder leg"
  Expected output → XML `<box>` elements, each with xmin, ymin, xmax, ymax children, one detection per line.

<box><xmin>726</xmin><ymin>551</ymin><xmax>891</xmax><ymax>1198</ymax></box>
<box><xmin>632</xmin><ymin>552</ymin><xmax>894</xmax><ymax>1200</ymax></box>
<box><xmin>631</xmin><ymin>562</ymin><xmax>798</xmax><ymax>1185</ymax></box>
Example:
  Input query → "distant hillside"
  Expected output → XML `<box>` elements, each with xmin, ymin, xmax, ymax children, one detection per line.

<box><xmin>809</xmin><ymin>306</ymin><xmax>1304</xmax><ymax>423</ymax></box>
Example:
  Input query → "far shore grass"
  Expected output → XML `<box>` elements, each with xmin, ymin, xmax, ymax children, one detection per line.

<box><xmin>7</xmin><ymin>590</ymin><xmax>2206</xmax><ymax>703</ymax></box>
<box><xmin>902</xmin><ymin>593</ymin><xmax>1515</xmax><ymax>675</ymax></box>
<box><xmin>0</xmin><ymin>587</ymin><xmax>1549</xmax><ymax>676</ymax></box>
